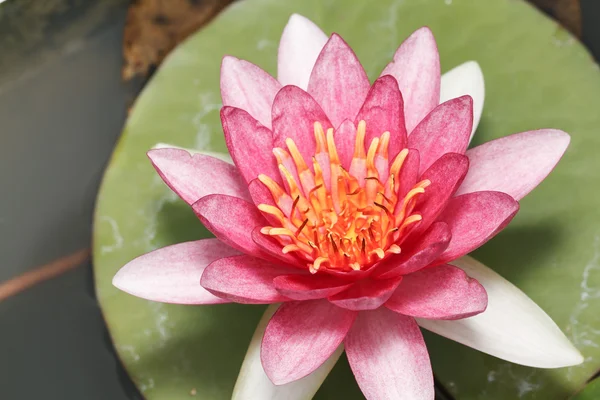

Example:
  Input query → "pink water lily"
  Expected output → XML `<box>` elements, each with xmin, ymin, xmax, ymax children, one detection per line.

<box><xmin>113</xmin><ymin>14</ymin><xmax>583</xmax><ymax>400</ymax></box>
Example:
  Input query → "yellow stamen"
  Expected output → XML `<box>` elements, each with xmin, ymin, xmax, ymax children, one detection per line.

<box><xmin>256</xmin><ymin>121</ymin><xmax>433</xmax><ymax>274</ymax></box>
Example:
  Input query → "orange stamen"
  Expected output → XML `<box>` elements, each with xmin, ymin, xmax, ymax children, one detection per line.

<box><xmin>257</xmin><ymin>121</ymin><xmax>430</xmax><ymax>273</ymax></box>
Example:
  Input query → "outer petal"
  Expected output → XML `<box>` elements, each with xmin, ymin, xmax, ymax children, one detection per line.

<box><xmin>193</xmin><ymin>194</ymin><xmax>265</xmax><ymax>258</ymax></box>
<box><xmin>373</xmin><ymin>222</ymin><xmax>451</xmax><ymax>279</ymax></box>
<box><xmin>233</xmin><ymin>304</ymin><xmax>343</xmax><ymax>400</ymax></box>
<box><xmin>113</xmin><ymin>239</ymin><xmax>238</xmax><ymax>304</ymax></box>
<box><xmin>381</xmin><ymin>27</ymin><xmax>440</xmax><ymax>133</ymax></box>
<box><xmin>147</xmin><ymin>148</ymin><xmax>251</xmax><ymax>205</ymax></box>
<box><xmin>277</xmin><ymin>14</ymin><xmax>328</xmax><ymax>90</ymax></box>
<box><xmin>152</xmin><ymin>142</ymin><xmax>233</xmax><ymax>163</ymax></box>
<box><xmin>273</xmin><ymin>274</ymin><xmax>353</xmax><ymax>300</ymax></box>
<box><xmin>417</xmin><ymin>256</ymin><xmax>584</xmax><ymax>367</ymax></box>
<box><xmin>440</xmin><ymin>61</ymin><xmax>485</xmax><ymax>141</ymax></box>
<box><xmin>328</xmin><ymin>278</ymin><xmax>402</xmax><ymax>311</ymax></box>
<box><xmin>435</xmin><ymin>191</ymin><xmax>519</xmax><ymax>264</ymax></box>
<box><xmin>456</xmin><ymin>129</ymin><xmax>570</xmax><ymax>201</ymax></box>
<box><xmin>408</xmin><ymin>96</ymin><xmax>473</xmax><ymax>174</ymax></box>
<box><xmin>262</xmin><ymin>300</ymin><xmax>357</xmax><ymax>384</ymax></box>
<box><xmin>386</xmin><ymin>264</ymin><xmax>487</xmax><ymax>319</ymax></box>
<box><xmin>220</xmin><ymin>56</ymin><xmax>281</xmax><ymax>128</ymax></box>
<box><xmin>413</xmin><ymin>153</ymin><xmax>469</xmax><ymax>234</ymax></box>
<box><xmin>221</xmin><ymin>107</ymin><xmax>280</xmax><ymax>184</ymax></box>
<box><xmin>355</xmin><ymin>75</ymin><xmax>407</xmax><ymax>158</ymax></box>
<box><xmin>272</xmin><ymin>86</ymin><xmax>332</xmax><ymax>164</ymax></box>
<box><xmin>307</xmin><ymin>34</ymin><xmax>370</xmax><ymax>127</ymax></box>
<box><xmin>200</xmin><ymin>255</ymin><xmax>289</xmax><ymax>304</ymax></box>
<box><xmin>345</xmin><ymin>308</ymin><xmax>434</xmax><ymax>400</ymax></box>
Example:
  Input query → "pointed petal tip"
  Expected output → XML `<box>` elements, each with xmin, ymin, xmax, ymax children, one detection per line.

<box><xmin>460</xmin><ymin>60</ymin><xmax>483</xmax><ymax>74</ymax></box>
<box><xmin>323</xmin><ymin>32</ymin><xmax>355</xmax><ymax>53</ymax></box>
<box><xmin>409</xmin><ymin>26</ymin><xmax>436</xmax><ymax>45</ymax></box>
<box><xmin>287</xmin><ymin>13</ymin><xmax>313</xmax><ymax>25</ymax></box>
<box><xmin>560</xmin><ymin>347</ymin><xmax>585</xmax><ymax>367</ymax></box>
<box><xmin>547</xmin><ymin>128</ymin><xmax>571</xmax><ymax>147</ymax></box>
<box><xmin>278</xmin><ymin>14</ymin><xmax>327</xmax><ymax>89</ymax></box>
<box><xmin>146</xmin><ymin>146</ymin><xmax>175</xmax><ymax>160</ymax></box>
<box><xmin>536</xmin><ymin>340</ymin><xmax>584</xmax><ymax>368</ymax></box>
<box><xmin>221</xmin><ymin>54</ymin><xmax>239</xmax><ymax>68</ymax></box>
<box><xmin>112</xmin><ymin>267</ymin><xmax>127</xmax><ymax>290</ymax></box>
<box><xmin>458</xmin><ymin>128</ymin><xmax>571</xmax><ymax>200</ymax></box>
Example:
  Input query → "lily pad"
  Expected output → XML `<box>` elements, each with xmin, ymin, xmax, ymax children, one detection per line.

<box><xmin>573</xmin><ymin>377</ymin><xmax>600</xmax><ymax>400</ymax></box>
<box><xmin>93</xmin><ymin>0</ymin><xmax>600</xmax><ymax>398</ymax></box>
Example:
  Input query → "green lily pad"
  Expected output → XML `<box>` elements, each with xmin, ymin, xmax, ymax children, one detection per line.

<box><xmin>93</xmin><ymin>0</ymin><xmax>600</xmax><ymax>398</ymax></box>
<box><xmin>573</xmin><ymin>377</ymin><xmax>600</xmax><ymax>400</ymax></box>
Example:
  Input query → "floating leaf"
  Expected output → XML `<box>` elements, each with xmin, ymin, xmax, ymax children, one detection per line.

<box><xmin>573</xmin><ymin>377</ymin><xmax>600</xmax><ymax>400</ymax></box>
<box><xmin>94</xmin><ymin>0</ymin><xmax>600</xmax><ymax>398</ymax></box>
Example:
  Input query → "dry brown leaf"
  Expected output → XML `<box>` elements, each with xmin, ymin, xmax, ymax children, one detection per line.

<box><xmin>527</xmin><ymin>0</ymin><xmax>582</xmax><ymax>37</ymax></box>
<box><xmin>122</xmin><ymin>0</ymin><xmax>233</xmax><ymax>80</ymax></box>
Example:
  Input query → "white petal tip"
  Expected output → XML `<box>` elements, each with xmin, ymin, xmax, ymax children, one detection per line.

<box><xmin>288</xmin><ymin>13</ymin><xmax>310</xmax><ymax>24</ymax></box>
<box><xmin>462</xmin><ymin>60</ymin><xmax>482</xmax><ymax>73</ymax></box>
<box><xmin>550</xmin><ymin>347</ymin><xmax>585</xmax><ymax>368</ymax></box>
<box><xmin>112</xmin><ymin>267</ymin><xmax>132</xmax><ymax>293</ymax></box>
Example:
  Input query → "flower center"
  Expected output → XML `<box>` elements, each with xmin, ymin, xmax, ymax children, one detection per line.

<box><xmin>258</xmin><ymin>121</ymin><xmax>430</xmax><ymax>274</ymax></box>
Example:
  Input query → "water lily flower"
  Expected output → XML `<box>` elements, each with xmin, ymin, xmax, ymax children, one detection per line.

<box><xmin>113</xmin><ymin>13</ymin><xmax>583</xmax><ymax>400</ymax></box>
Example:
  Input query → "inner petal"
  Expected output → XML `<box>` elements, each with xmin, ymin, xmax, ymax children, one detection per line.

<box><xmin>258</xmin><ymin>121</ymin><xmax>431</xmax><ymax>274</ymax></box>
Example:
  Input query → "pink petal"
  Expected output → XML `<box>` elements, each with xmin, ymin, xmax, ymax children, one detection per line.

<box><xmin>147</xmin><ymin>148</ymin><xmax>251</xmax><ymax>205</ymax></box>
<box><xmin>381</xmin><ymin>27</ymin><xmax>440</xmax><ymax>133</ymax></box>
<box><xmin>328</xmin><ymin>278</ymin><xmax>402</xmax><ymax>311</ymax></box>
<box><xmin>247</xmin><ymin>179</ymin><xmax>280</xmax><ymax>225</ymax></box>
<box><xmin>417</xmin><ymin>256</ymin><xmax>583</xmax><ymax>368</ymax></box>
<box><xmin>345</xmin><ymin>308</ymin><xmax>434</xmax><ymax>400</ymax></box>
<box><xmin>413</xmin><ymin>153</ymin><xmax>469</xmax><ymax>234</ymax></box>
<box><xmin>272</xmin><ymin>86</ymin><xmax>333</xmax><ymax>164</ymax></box>
<box><xmin>277</xmin><ymin>14</ymin><xmax>328</xmax><ymax>90</ymax></box>
<box><xmin>435</xmin><ymin>191</ymin><xmax>519</xmax><ymax>264</ymax></box>
<box><xmin>248</xmin><ymin>177</ymin><xmax>273</xmax><ymax>205</ymax></box>
<box><xmin>192</xmin><ymin>194</ymin><xmax>266</xmax><ymax>258</ymax></box>
<box><xmin>220</xmin><ymin>56</ymin><xmax>281</xmax><ymax>128</ymax></box>
<box><xmin>261</xmin><ymin>300</ymin><xmax>357</xmax><ymax>384</ymax></box>
<box><xmin>221</xmin><ymin>107</ymin><xmax>280</xmax><ymax>184</ymax></box>
<box><xmin>386</xmin><ymin>264</ymin><xmax>488</xmax><ymax>319</ymax></box>
<box><xmin>307</xmin><ymin>34</ymin><xmax>370</xmax><ymax>127</ymax></box>
<box><xmin>355</xmin><ymin>75</ymin><xmax>407</xmax><ymax>158</ymax></box>
<box><xmin>456</xmin><ymin>129</ymin><xmax>571</xmax><ymax>201</ymax></box>
<box><xmin>335</xmin><ymin>119</ymin><xmax>357</xmax><ymax>169</ymax></box>
<box><xmin>397</xmin><ymin>148</ymin><xmax>420</xmax><ymax>200</ymax></box>
<box><xmin>373</xmin><ymin>222</ymin><xmax>451</xmax><ymax>279</ymax></box>
<box><xmin>251</xmin><ymin>227</ymin><xmax>305</xmax><ymax>268</ymax></box>
<box><xmin>408</xmin><ymin>96</ymin><xmax>473</xmax><ymax>174</ymax></box>
<box><xmin>201</xmin><ymin>255</ymin><xmax>289</xmax><ymax>304</ymax></box>
<box><xmin>273</xmin><ymin>274</ymin><xmax>353</xmax><ymax>300</ymax></box>
<box><xmin>440</xmin><ymin>61</ymin><xmax>485</xmax><ymax>141</ymax></box>
<box><xmin>113</xmin><ymin>239</ymin><xmax>238</xmax><ymax>304</ymax></box>
<box><xmin>233</xmin><ymin>304</ymin><xmax>343</xmax><ymax>399</ymax></box>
